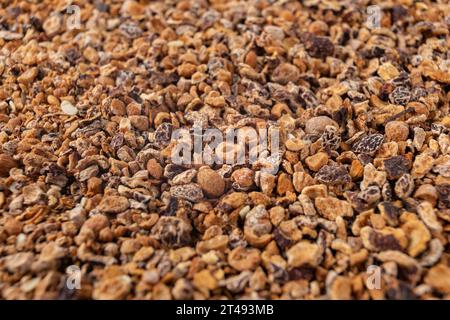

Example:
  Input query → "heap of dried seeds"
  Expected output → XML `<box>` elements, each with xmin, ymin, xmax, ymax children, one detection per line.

<box><xmin>0</xmin><ymin>0</ymin><xmax>449</xmax><ymax>300</ymax></box>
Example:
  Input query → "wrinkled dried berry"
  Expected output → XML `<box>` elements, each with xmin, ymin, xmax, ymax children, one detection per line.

<box><xmin>352</xmin><ymin>134</ymin><xmax>384</xmax><ymax>155</ymax></box>
<box><xmin>170</xmin><ymin>184</ymin><xmax>204</xmax><ymax>203</ymax></box>
<box><xmin>315</xmin><ymin>165</ymin><xmax>351</xmax><ymax>185</ymax></box>
<box><xmin>119</xmin><ymin>21</ymin><xmax>143</xmax><ymax>39</ymax></box>
<box><xmin>151</xmin><ymin>217</ymin><xmax>192</xmax><ymax>248</ymax></box>
<box><xmin>436</xmin><ymin>185</ymin><xmax>450</xmax><ymax>208</ymax></box>
<box><xmin>389</xmin><ymin>86</ymin><xmax>411</xmax><ymax>105</ymax></box>
<box><xmin>320</xmin><ymin>126</ymin><xmax>341</xmax><ymax>151</ymax></box>
<box><xmin>384</xmin><ymin>156</ymin><xmax>410</xmax><ymax>180</ymax></box>
<box><xmin>395</xmin><ymin>174</ymin><xmax>415</xmax><ymax>199</ymax></box>
<box><xmin>302</xmin><ymin>33</ymin><xmax>335</xmax><ymax>59</ymax></box>
<box><xmin>155</xmin><ymin>122</ymin><xmax>173</xmax><ymax>147</ymax></box>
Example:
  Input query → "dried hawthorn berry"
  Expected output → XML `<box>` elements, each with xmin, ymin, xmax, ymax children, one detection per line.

<box><xmin>119</xmin><ymin>21</ymin><xmax>143</xmax><ymax>39</ymax></box>
<box><xmin>315</xmin><ymin>165</ymin><xmax>351</xmax><ymax>185</ymax></box>
<box><xmin>288</xmin><ymin>266</ymin><xmax>315</xmax><ymax>281</ymax></box>
<box><xmin>155</xmin><ymin>122</ymin><xmax>173</xmax><ymax>147</ymax></box>
<box><xmin>395</xmin><ymin>174</ymin><xmax>415</xmax><ymax>199</ymax></box>
<box><xmin>391</xmin><ymin>71</ymin><xmax>411</xmax><ymax>87</ymax></box>
<box><xmin>384</xmin><ymin>156</ymin><xmax>410</xmax><ymax>180</ymax></box>
<box><xmin>352</xmin><ymin>133</ymin><xmax>384</xmax><ymax>155</ymax></box>
<box><xmin>410</xmin><ymin>86</ymin><xmax>427</xmax><ymax>101</ymax></box>
<box><xmin>380</xmin><ymin>83</ymin><xmax>394</xmax><ymax>101</ymax></box>
<box><xmin>163</xmin><ymin>197</ymin><xmax>179</xmax><ymax>216</ymax></box>
<box><xmin>378</xmin><ymin>201</ymin><xmax>399</xmax><ymax>226</ymax></box>
<box><xmin>274</xmin><ymin>228</ymin><xmax>292</xmax><ymax>250</ymax></box>
<box><xmin>301</xmin><ymin>33</ymin><xmax>334</xmax><ymax>59</ymax></box>
<box><xmin>389</xmin><ymin>86</ymin><xmax>411</xmax><ymax>105</ymax></box>
<box><xmin>321</xmin><ymin>126</ymin><xmax>341</xmax><ymax>151</ymax></box>
<box><xmin>391</xmin><ymin>6</ymin><xmax>408</xmax><ymax>24</ymax></box>
<box><xmin>369</xmin><ymin>230</ymin><xmax>403</xmax><ymax>251</ymax></box>
<box><xmin>298</xmin><ymin>86</ymin><xmax>319</xmax><ymax>109</ymax></box>
<box><xmin>386</xmin><ymin>281</ymin><xmax>417</xmax><ymax>300</ymax></box>
<box><xmin>151</xmin><ymin>216</ymin><xmax>192</xmax><ymax>248</ymax></box>
<box><xmin>436</xmin><ymin>185</ymin><xmax>450</xmax><ymax>208</ymax></box>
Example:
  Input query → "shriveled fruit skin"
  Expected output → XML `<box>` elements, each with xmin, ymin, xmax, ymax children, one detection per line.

<box><xmin>1</xmin><ymin>0</ymin><xmax>450</xmax><ymax>302</ymax></box>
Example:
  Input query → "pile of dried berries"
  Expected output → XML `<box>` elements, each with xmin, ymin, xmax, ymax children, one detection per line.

<box><xmin>1</xmin><ymin>0</ymin><xmax>450</xmax><ymax>300</ymax></box>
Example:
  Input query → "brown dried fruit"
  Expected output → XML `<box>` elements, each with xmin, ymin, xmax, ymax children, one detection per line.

<box><xmin>228</xmin><ymin>247</ymin><xmax>261</xmax><ymax>271</ymax></box>
<box><xmin>360</xmin><ymin>226</ymin><xmax>407</xmax><ymax>251</ymax></box>
<box><xmin>22</xmin><ymin>184</ymin><xmax>44</xmax><ymax>205</ymax></box>
<box><xmin>151</xmin><ymin>216</ymin><xmax>192</xmax><ymax>248</ymax></box>
<box><xmin>170</xmin><ymin>184</ymin><xmax>204</xmax><ymax>202</ymax></box>
<box><xmin>321</xmin><ymin>126</ymin><xmax>341</xmax><ymax>151</ymax></box>
<box><xmin>0</xmin><ymin>0</ymin><xmax>448</xmax><ymax>302</ymax></box>
<box><xmin>0</xmin><ymin>154</ymin><xmax>17</xmax><ymax>177</ymax></box>
<box><xmin>401</xmin><ymin>220</ymin><xmax>431</xmax><ymax>257</ymax></box>
<box><xmin>97</xmin><ymin>196</ymin><xmax>130</xmax><ymax>214</ymax></box>
<box><xmin>425</xmin><ymin>264</ymin><xmax>450</xmax><ymax>294</ymax></box>
<box><xmin>417</xmin><ymin>202</ymin><xmax>442</xmax><ymax>232</ymax></box>
<box><xmin>154</xmin><ymin>122</ymin><xmax>173</xmax><ymax>147</ymax></box>
<box><xmin>292</xmin><ymin>172</ymin><xmax>315</xmax><ymax>193</ymax></box>
<box><xmin>301</xmin><ymin>184</ymin><xmax>328</xmax><ymax>199</ymax></box>
<box><xmin>385</xmin><ymin>121</ymin><xmax>409</xmax><ymax>142</ymax></box>
<box><xmin>361</xmin><ymin>164</ymin><xmax>387</xmax><ymax>190</ymax></box>
<box><xmin>244</xmin><ymin>205</ymin><xmax>272</xmax><ymax>248</ymax></box>
<box><xmin>414</xmin><ymin>184</ymin><xmax>438</xmax><ymax>205</ymax></box>
<box><xmin>287</xmin><ymin>241</ymin><xmax>322</xmax><ymax>268</ymax></box>
<box><xmin>147</xmin><ymin>159</ymin><xmax>163</xmax><ymax>179</ymax></box>
<box><xmin>93</xmin><ymin>275</ymin><xmax>132</xmax><ymax>300</ymax></box>
<box><xmin>277</xmin><ymin>173</ymin><xmax>294</xmax><ymax>195</ymax></box>
<box><xmin>383</xmin><ymin>156</ymin><xmax>410</xmax><ymax>180</ymax></box>
<box><xmin>389</xmin><ymin>86</ymin><xmax>411</xmax><ymax>106</ymax></box>
<box><xmin>193</xmin><ymin>270</ymin><xmax>217</xmax><ymax>291</ymax></box>
<box><xmin>315</xmin><ymin>165</ymin><xmax>351</xmax><ymax>185</ymax></box>
<box><xmin>4</xmin><ymin>218</ymin><xmax>23</xmax><ymax>235</ymax></box>
<box><xmin>352</xmin><ymin>134</ymin><xmax>384</xmax><ymax>155</ymax></box>
<box><xmin>394</xmin><ymin>174</ymin><xmax>415</xmax><ymax>199</ymax></box>
<box><xmin>411</xmin><ymin>153</ymin><xmax>434</xmax><ymax>179</ymax></box>
<box><xmin>315</xmin><ymin>197</ymin><xmax>353</xmax><ymax>220</ymax></box>
<box><xmin>378</xmin><ymin>63</ymin><xmax>400</xmax><ymax>81</ymax></box>
<box><xmin>83</xmin><ymin>214</ymin><xmax>109</xmax><ymax>234</ymax></box>
<box><xmin>302</xmin><ymin>33</ymin><xmax>334</xmax><ymax>59</ymax></box>
<box><xmin>197</xmin><ymin>168</ymin><xmax>225</xmax><ymax>198</ymax></box>
<box><xmin>305</xmin><ymin>116</ymin><xmax>339</xmax><ymax>135</ymax></box>
<box><xmin>329</xmin><ymin>276</ymin><xmax>352</xmax><ymax>300</ymax></box>
<box><xmin>5</xmin><ymin>252</ymin><xmax>34</xmax><ymax>274</ymax></box>
<box><xmin>271</xmin><ymin>63</ymin><xmax>300</xmax><ymax>85</ymax></box>
<box><xmin>17</xmin><ymin>67</ymin><xmax>38</xmax><ymax>85</ymax></box>
<box><xmin>305</xmin><ymin>152</ymin><xmax>329</xmax><ymax>172</ymax></box>
<box><xmin>378</xmin><ymin>202</ymin><xmax>399</xmax><ymax>226</ymax></box>
<box><xmin>231</xmin><ymin>168</ymin><xmax>254</xmax><ymax>190</ymax></box>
